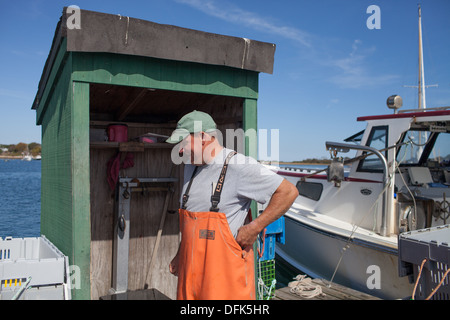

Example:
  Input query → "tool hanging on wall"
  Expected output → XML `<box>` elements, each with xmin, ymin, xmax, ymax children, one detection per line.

<box><xmin>111</xmin><ymin>170</ymin><xmax>178</xmax><ymax>295</ymax></box>
<box><xmin>145</xmin><ymin>164</ymin><xmax>176</xmax><ymax>287</ymax></box>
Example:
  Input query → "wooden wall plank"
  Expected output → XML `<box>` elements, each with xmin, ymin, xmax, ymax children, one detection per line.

<box><xmin>40</xmin><ymin>52</ymin><xmax>74</xmax><ymax>263</ymax></box>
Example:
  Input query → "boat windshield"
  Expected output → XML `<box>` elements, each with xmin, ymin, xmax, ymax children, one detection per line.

<box><xmin>397</xmin><ymin>130</ymin><xmax>450</xmax><ymax>167</ymax></box>
<box><xmin>357</xmin><ymin>126</ymin><xmax>388</xmax><ymax>172</ymax></box>
<box><xmin>344</xmin><ymin>130</ymin><xmax>364</xmax><ymax>144</ymax></box>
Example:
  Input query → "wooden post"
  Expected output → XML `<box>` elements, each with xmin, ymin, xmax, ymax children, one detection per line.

<box><xmin>71</xmin><ymin>81</ymin><xmax>91</xmax><ymax>300</ymax></box>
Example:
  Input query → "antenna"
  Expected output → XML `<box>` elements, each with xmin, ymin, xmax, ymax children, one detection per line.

<box><xmin>403</xmin><ymin>4</ymin><xmax>438</xmax><ymax>109</ymax></box>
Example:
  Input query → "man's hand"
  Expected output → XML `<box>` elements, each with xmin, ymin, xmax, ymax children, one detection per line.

<box><xmin>236</xmin><ymin>179</ymin><xmax>298</xmax><ymax>250</ymax></box>
<box><xmin>169</xmin><ymin>250</ymin><xmax>180</xmax><ymax>276</ymax></box>
<box><xmin>236</xmin><ymin>221</ymin><xmax>260</xmax><ymax>250</ymax></box>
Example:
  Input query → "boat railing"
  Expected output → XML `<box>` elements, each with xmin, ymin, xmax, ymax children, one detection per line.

<box><xmin>325</xmin><ymin>141</ymin><xmax>390</xmax><ymax>237</ymax></box>
<box><xmin>397</xmin><ymin>106</ymin><xmax>450</xmax><ymax>113</ymax></box>
<box><xmin>282</xmin><ymin>167</ymin><xmax>321</xmax><ymax>173</ymax></box>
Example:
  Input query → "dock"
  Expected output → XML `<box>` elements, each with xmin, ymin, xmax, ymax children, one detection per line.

<box><xmin>273</xmin><ymin>278</ymin><xmax>381</xmax><ymax>300</ymax></box>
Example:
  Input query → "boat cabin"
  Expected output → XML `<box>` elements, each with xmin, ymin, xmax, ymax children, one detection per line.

<box><xmin>273</xmin><ymin>103</ymin><xmax>449</xmax><ymax>300</ymax></box>
<box><xmin>281</xmin><ymin>105</ymin><xmax>450</xmax><ymax>237</ymax></box>
<box><xmin>349</xmin><ymin>107</ymin><xmax>450</xmax><ymax>233</ymax></box>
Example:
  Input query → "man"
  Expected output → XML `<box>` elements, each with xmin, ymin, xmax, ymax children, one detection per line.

<box><xmin>167</xmin><ymin>110</ymin><xmax>298</xmax><ymax>300</ymax></box>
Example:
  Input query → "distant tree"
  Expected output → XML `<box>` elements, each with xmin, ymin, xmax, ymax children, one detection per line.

<box><xmin>8</xmin><ymin>143</ymin><xmax>28</xmax><ymax>155</ymax></box>
<box><xmin>30</xmin><ymin>145</ymin><xmax>41</xmax><ymax>156</ymax></box>
<box><xmin>17</xmin><ymin>143</ymin><xmax>28</xmax><ymax>154</ymax></box>
<box><xmin>28</xmin><ymin>142</ymin><xmax>40</xmax><ymax>151</ymax></box>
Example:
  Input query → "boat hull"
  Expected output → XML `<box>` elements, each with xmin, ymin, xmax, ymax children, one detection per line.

<box><xmin>277</xmin><ymin>213</ymin><xmax>414</xmax><ymax>300</ymax></box>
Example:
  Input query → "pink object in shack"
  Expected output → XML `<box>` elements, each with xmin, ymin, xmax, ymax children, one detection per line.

<box><xmin>108</xmin><ymin>124</ymin><xmax>128</xmax><ymax>142</ymax></box>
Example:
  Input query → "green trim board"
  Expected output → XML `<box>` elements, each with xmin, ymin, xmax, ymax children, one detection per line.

<box><xmin>70</xmin><ymin>81</ymin><xmax>91</xmax><ymax>300</ymax></box>
<box><xmin>38</xmin><ymin>75</ymin><xmax>92</xmax><ymax>299</ymax></box>
<box><xmin>71</xmin><ymin>52</ymin><xmax>259</xmax><ymax>99</ymax></box>
<box><xmin>36</xmin><ymin>47</ymin><xmax>259</xmax><ymax>125</ymax></box>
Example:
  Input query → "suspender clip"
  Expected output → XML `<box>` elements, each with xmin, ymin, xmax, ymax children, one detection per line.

<box><xmin>181</xmin><ymin>194</ymin><xmax>189</xmax><ymax>209</ymax></box>
<box><xmin>210</xmin><ymin>195</ymin><xmax>221</xmax><ymax>212</ymax></box>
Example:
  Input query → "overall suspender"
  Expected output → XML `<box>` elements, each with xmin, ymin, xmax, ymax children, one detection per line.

<box><xmin>181</xmin><ymin>151</ymin><xmax>237</xmax><ymax>212</ymax></box>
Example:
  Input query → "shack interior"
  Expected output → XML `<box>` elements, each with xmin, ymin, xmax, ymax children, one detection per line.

<box><xmin>89</xmin><ymin>85</ymin><xmax>245</xmax><ymax>299</ymax></box>
<box><xmin>32</xmin><ymin>7</ymin><xmax>275</xmax><ymax>300</ymax></box>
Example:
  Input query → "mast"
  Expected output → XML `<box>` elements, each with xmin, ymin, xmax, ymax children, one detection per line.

<box><xmin>418</xmin><ymin>4</ymin><xmax>426</xmax><ymax>109</ymax></box>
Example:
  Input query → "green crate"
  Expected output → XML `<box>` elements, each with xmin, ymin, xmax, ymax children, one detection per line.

<box><xmin>257</xmin><ymin>259</ymin><xmax>276</xmax><ymax>300</ymax></box>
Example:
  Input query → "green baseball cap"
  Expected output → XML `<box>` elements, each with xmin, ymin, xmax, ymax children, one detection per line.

<box><xmin>166</xmin><ymin>110</ymin><xmax>217</xmax><ymax>144</ymax></box>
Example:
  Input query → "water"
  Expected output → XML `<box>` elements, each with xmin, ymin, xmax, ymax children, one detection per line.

<box><xmin>0</xmin><ymin>159</ymin><xmax>41</xmax><ymax>238</ymax></box>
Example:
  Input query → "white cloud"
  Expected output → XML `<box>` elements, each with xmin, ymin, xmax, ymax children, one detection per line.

<box><xmin>176</xmin><ymin>1</ymin><xmax>399</xmax><ymax>90</ymax></box>
<box><xmin>326</xmin><ymin>98</ymin><xmax>340</xmax><ymax>109</ymax></box>
<box><xmin>325</xmin><ymin>40</ymin><xmax>399</xmax><ymax>89</ymax></box>
<box><xmin>175</xmin><ymin>0</ymin><xmax>311</xmax><ymax>47</ymax></box>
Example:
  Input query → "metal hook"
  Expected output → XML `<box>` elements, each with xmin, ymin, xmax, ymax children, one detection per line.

<box><xmin>123</xmin><ymin>181</ymin><xmax>130</xmax><ymax>199</ymax></box>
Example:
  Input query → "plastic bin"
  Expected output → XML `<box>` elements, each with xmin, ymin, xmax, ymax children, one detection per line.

<box><xmin>398</xmin><ymin>224</ymin><xmax>450</xmax><ymax>300</ymax></box>
<box><xmin>259</xmin><ymin>216</ymin><xmax>285</xmax><ymax>262</ymax></box>
<box><xmin>0</xmin><ymin>236</ymin><xmax>71</xmax><ymax>300</ymax></box>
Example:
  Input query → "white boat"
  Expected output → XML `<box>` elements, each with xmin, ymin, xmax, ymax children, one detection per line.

<box><xmin>22</xmin><ymin>154</ymin><xmax>32</xmax><ymax>161</ymax></box>
<box><xmin>272</xmin><ymin>105</ymin><xmax>449</xmax><ymax>299</ymax></box>
<box><xmin>269</xmin><ymin>6</ymin><xmax>449</xmax><ymax>300</ymax></box>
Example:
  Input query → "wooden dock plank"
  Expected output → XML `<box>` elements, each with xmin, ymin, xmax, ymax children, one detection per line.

<box><xmin>313</xmin><ymin>279</ymin><xmax>380</xmax><ymax>300</ymax></box>
<box><xmin>273</xmin><ymin>278</ymin><xmax>381</xmax><ymax>300</ymax></box>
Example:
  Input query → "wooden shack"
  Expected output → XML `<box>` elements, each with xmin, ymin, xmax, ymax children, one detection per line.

<box><xmin>32</xmin><ymin>7</ymin><xmax>275</xmax><ymax>300</ymax></box>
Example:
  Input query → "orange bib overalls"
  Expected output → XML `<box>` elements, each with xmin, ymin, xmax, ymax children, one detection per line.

<box><xmin>176</xmin><ymin>151</ymin><xmax>255</xmax><ymax>300</ymax></box>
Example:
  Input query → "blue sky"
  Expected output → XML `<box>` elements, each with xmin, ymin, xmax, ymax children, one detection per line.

<box><xmin>1</xmin><ymin>0</ymin><xmax>449</xmax><ymax>161</ymax></box>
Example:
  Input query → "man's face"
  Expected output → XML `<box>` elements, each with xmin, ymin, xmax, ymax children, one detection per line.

<box><xmin>178</xmin><ymin>133</ymin><xmax>203</xmax><ymax>165</ymax></box>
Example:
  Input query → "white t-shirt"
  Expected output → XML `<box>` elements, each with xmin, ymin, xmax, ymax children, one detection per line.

<box><xmin>180</xmin><ymin>148</ymin><xmax>284</xmax><ymax>237</ymax></box>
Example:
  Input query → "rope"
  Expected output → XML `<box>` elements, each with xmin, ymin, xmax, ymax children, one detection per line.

<box><xmin>329</xmin><ymin>172</ymin><xmax>393</xmax><ymax>284</ymax></box>
<box><xmin>257</xmin><ymin>277</ymin><xmax>277</xmax><ymax>300</ymax></box>
<box><xmin>412</xmin><ymin>258</ymin><xmax>427</xmax><ymax>300</ymax></box>
<box><xmin>412</xmin><ymin>258</ymin><xmax>450</xmax><ymax>300</ymax></box>
<box><xmin>288</xmin><ymin>274</ymin><xmax>326</xmax><ymax>299</ymax></box>
<box><xmin>257</xmin><ymin>228</ymin><xmax>267</xmax><ymax>258</ymax></box>
<box><xmin>426</xmin><ymin>268</ymin><xmax>450</xmax><ymax>300</ymax></box>
<box><xmin>257</xmin><ymin>260</ymin><xmax>277</xmax><ymax>300</ymax></box>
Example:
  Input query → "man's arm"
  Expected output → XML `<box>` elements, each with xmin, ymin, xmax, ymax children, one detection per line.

<box><xmin>235</xmin><ymin>179</ymin><xmax>298</xmax><ymax>249</ymax></box>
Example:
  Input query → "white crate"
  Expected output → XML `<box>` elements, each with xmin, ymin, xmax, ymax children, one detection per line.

<box><xmin>0</xmin><ymin>236</ymin><xmax>70</xmax><ymax>300</ymax></box>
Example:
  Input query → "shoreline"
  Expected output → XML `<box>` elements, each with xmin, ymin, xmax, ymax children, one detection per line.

<box><xmin>0</xmin><ymin>156</ymin><xmax>327</xmax><ymax>165</ymax></box>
